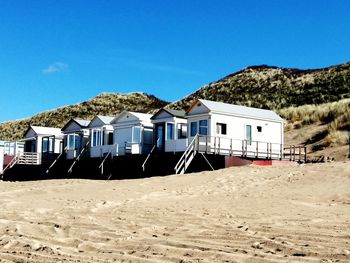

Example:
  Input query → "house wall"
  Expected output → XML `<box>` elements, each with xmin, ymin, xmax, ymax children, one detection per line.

<box><xmin>89</xmin><ymin>125</ymin><xmax>114</xmax><ymax>158</ymax></box>
<box><xmin>0</xmin><ymin>147</ymin><xmax>4</xmax><ymax>173</ymax></box>
<box><xmin>186</xmin><ymin>112</ymin><xmax>283</xmax><ymax>157</ymax></box>
<box><xmin>152</xmin><ymin>116</ymin><xmax>188</xmax><ymax>152</ymax></box>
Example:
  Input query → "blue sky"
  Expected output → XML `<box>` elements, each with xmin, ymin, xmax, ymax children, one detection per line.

<box><xmin>0</xmin><ymin>0</ymin><xmax>349</xmax><ymax>122</ymax></box>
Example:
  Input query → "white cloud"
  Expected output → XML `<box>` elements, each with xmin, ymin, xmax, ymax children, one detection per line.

<box><xmin>42</xmin><ymin>62</ymin><xmax>68</xmax><ymax>74</ymax></box>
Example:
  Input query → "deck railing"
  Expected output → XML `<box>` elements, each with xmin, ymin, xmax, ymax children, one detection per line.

<box><xmin>17</xmin><ymin>152</ymin><xmax>41</xmax><ymax>165</ymax></box>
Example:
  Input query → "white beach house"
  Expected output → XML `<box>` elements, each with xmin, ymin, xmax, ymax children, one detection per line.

<box><xmin>150</xmin><ymin>108</ymin><xmax>187</xmax><ymax>152</ymax></box>
<box><xmin>111</xmin><ymin>111</ymin><xmax>153</xmax><ymax>155</ymax></box>
<box><xmin>22</xmin><ymin>126</ymin><xmax>64</xmax><ymax>163</ymax></box>
<box><xmin>186</xmin><ymin>99</ymin><xmax>284</xmax><ymax>157</ymax></box>
<box><xmin>61</xmin><ymin>118</ymin><xmax>90</xmax><ymax>159</ymax></box>
<box><xmin>88</xmin><ymin>115</ymin><xmax>116</xmax><ymax>158</ymax></box>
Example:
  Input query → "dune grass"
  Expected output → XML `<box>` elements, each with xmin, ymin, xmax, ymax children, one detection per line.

<box><xmin>279</xmin><ymin>98</ymin><xmax>350</xmax><ymax>150</ymax></box>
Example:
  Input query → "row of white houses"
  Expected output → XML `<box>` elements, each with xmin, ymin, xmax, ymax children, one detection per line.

<box><xmin>1</xmin><ymin>99</ymin><xmax>286</xmax><ymax>175</ymax></box>
<box><xmin>17</xmin><ymin>99</ymin><xmax>284</xmax><ymax>160</ymax></box>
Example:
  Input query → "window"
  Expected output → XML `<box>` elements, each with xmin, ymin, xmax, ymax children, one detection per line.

<box><xmin>190</xmin><ymin>122</ymin><xmax>197</xmax><ymax>136</ymax></box>
<box><xmin>257</xmin><ymin>126</ymin><xmax>262</xmax><ymax>132</ymax></box>
<box><xmin>177</xmin><ymin>123</ymin><xmax>187</xmax><ymax>139</ymax></box>
<box><xmin>199</xmin><ymin>120</ymin><xmax>208</xmax><ymax>135</ymax></box>
<box><xmin>92</xmin><ymin>129</ymin><xmax>102</xmax><ymax>147</ymax></box>
<box><xmin>216</xmin><ymin>123</ymin><xmax>227</xmax><ymax>135</ymax></box>
<box><xmin>166</xmin><ymin>123</ymin><xmax>174</xmax><ymax>140</ymax></box>
<box><xmin>246</xmin><ymin>125</ymin><xmax>252</xmax><ymax>145</ymax></box>
<box><xmin>132</xmin><ymin>126</ymin><xmax>141</xmax><ymax>143</ymax></box>
<box><xmin>67</xmin><ymin>134</ymin><xmax>75</xmax><ymax>150</ymax></box>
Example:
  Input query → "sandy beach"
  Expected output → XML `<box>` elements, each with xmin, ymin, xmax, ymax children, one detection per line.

<box><xmin>0</xmin><ymin>162</ymin><xmax>349</xmax><ymax>262</ymax></box>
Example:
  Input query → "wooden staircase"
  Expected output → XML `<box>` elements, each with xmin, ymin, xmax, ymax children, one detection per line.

<box><xmin>174</xmin><ymin>135</ymin><xmax>198</xmax><ymax>174</ymax></box>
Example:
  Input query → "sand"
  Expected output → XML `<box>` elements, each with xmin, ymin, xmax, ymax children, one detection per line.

<box><xmin>0</xmin><ymin>162</ymin><xmax>349</xmax><ymax>262</ymax></box>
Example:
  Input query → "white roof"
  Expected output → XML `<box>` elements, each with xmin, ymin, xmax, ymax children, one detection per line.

<box><xmin>29</xmin><ymin>126</ymin><xmax>63</xmax><ymax>137</ymax></box>
<box><xmin>194</xmin><ymin>99</ymin><xmax>283</xmax><ymax>122</ymax></box>
<box><xmin>74</xmin><ymin>119</ymin><xmax>90</xmax><ymax>127</ymax></box>
<box><xmin>111</xmin><ymin>111</ymin><xmax>152</xmax><ymax>124</ymax></box>
<box><xmin>96</xmin><ymin>115</ymin><xmax>115</xmax><ymax>124</ymax></box>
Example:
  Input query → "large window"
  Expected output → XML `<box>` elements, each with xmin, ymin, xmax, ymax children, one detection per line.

<box><xmin>67</xmin><ymin>134</ymin><xmax>82</xmax><ymax>150</ymax></box>
<box><xmin>177</xmin><ymin>123</ymin><xmax>187</xmax><ymax>139</ymax></box>
<box><xmin>246</xmin><ymin>125</ymin><xmax>252</xmax><ymax>145</ymax></box>
<box><xmin>132</xmin><ymin>126</ymin><xmax>141</xmax><ymax>143</ymax></box>
<box><xmin>216</xmin><ymin>123</ymin><xmax>227</xmax><ymax>135</ymax></box>
<box><xmin>92</xmin><ymin>129</ymin><xmax>102</xmax><ymax>147</ymax></box>
<box><xmin>68</xmin><ymin>134</ymin><xmax>75</xmax><ymax>150</ymax></box>
<box><xmin>190</xmin><ymin>122</ymin><xmax>197</xmax><ymax>136</ymax></box>
<box><xmin>166</xmin><ymin>123</ymin><xmax>174</xmax><ymax>140</ymax></box>
<box><xmin>199</xmin><ymin>120</ymin><xmax>208</xmax><ymax>135</ymax></box>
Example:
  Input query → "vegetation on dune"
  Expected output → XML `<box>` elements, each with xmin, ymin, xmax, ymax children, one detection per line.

<box><xmin>169</xmin><ymin>62</ymin><xmax>350</xmax><ymax>111</ymax></box>
<box><xmin>280</xmin><ymin>98</ymin><xmax>350</xmax><ymax>150</ymax></box>
<box><xmin>0</xmin><ymin>93</ymin><xmax>168</xmax><ymax>141</ymax></box>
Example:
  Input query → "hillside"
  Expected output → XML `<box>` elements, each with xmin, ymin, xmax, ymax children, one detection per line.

<box><xmin>0</xmin><ymin>93</ymin><xmax>167</xmax><ymax>141</ymax></box>
<box><xmin>169</xmin><ymin>62</ymin><xmax>350</xmax><ymax>111</ymax></box>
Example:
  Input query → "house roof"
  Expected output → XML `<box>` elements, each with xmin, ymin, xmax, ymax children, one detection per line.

<box><xmin>61</xmin><ymin>118</ymin><xmax>90</xmax><ymax>131</ymax></box>
<box><xmin>74</xmin><ymin>119</ymin><xmax>90</xmax><ymax>127</ymax></box>
<box><xmin>96</xmin><ymin>115</ymin><xmax>115</xmax><ymax>124</ymax></box>
<box><xmin>111</xmin><ymin>110</ymin><xmax>152</xmax><ymax>124</ymax></box>
<box><xmin>26</xmin><ymin>126</ymin><xmax>63</xmax><ymax>137</ymax></box>
<box><xmin>188</xmin><ymin>99</ymin><xmax>284</xmax><ymax>122</ymax></box>
<box><xmin>88</xmin><ymin>115</ymin><xmax>115</xmax><ymax>128</ymax></box>
<box><xmin>151</xmin><ymin>108</ymin><xmax>186</xmax><ymax>120</ymax></box>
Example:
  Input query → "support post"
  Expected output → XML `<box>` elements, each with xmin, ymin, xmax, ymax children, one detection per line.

<box><xmin>230</xmin><ymin>139</ymin><xmax>232</xmax><ymax>156</ymax></box>
<box><xmin>256</xmin><ymin>141</ymin><xmax>258</xmax><ymax>158</ymax></box>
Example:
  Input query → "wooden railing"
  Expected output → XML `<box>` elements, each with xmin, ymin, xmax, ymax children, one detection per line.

<box><xmin>68</xmin><ymin>141</ymin><xmax>90</xmax><ymax>174</ymax></box>
<box><xmin>1</xmin><ymin>155</ymin><xmax>18</xmax><ymax>177</ymax></box>
<box><xmin>98</xmin><ymin>144</ymin><xmax>118</xmax><ymax>176</ymax></box>
<box><xmin>174</xmin><ymin>134</ymin><xmax>198</xmax><ymax>174</ymax></box>
<box><xmin>141</xmin><ymin>139</ymin><xmax>159</xmax><ymax>172</ymax></box>
<box><xmin>46</xmin><ymin>146</ymin><xmax>67</xmax><ymax>174</ymax></box>
<box><xmin>17</xmin><ymin>152</ymin><xmax>41</xmax><ymax>165</ymax></box>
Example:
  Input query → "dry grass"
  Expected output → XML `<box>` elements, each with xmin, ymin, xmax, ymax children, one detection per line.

<box><xmin>279</xmin><ymin>98</ymin><xmax>350</xmax><ymax>150</ymax></box>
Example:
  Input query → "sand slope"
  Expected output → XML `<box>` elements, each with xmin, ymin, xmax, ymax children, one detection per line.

<box><xmin>0</xmin><ymin>162</ymin><xmax>349</xmax><ymax>262</ymax></box>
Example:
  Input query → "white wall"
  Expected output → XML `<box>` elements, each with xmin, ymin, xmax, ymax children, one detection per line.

<box><xmin>186</xmin><ymin>113</ymin><xmax>283</xmax><ymax>157</ymax></box>
<box><xmin>0</xmin><ymin>147</ymin><xmax>4</xmax><ymax>174</ymax></box>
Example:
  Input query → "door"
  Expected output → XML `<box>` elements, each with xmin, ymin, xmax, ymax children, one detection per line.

<box><xmin>155</xmin><ymin>123</ymin><xmax>165</xmax><ymax>152</ymax></box>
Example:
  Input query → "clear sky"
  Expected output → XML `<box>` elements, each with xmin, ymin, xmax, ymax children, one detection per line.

<box><xmin>0</xmin><ymin>0</ymin><xmax>349</xmax><ymax>122</ymax></box>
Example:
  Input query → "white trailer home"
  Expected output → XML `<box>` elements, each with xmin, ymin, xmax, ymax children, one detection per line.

<box><xmin>111</xmin><ymin>111</ymin><xmax>153</xmax><ymax>155</ymax></box>
<box><xmin>61</xmin><ymin>118</ymin><xmax>90</xmax><ymax>159</ymax></box>
<box><xmin>186</xmin><ymin>99</ymin><xmax>284</xmax><ymax>158</ymax></box>
<box><xmin>88</xmin><ymin>115</ymin><xmax>116</xmax><ymax>158</ymax></box>
<box><xmin>151</xmin><ymin>108</ymin><xmax>188</xmax><ymax>152</ymax></box>
<box><xmin>21</xmin><ymin>126</ymin><xmax>64</xmax><ymax>164</ymax></box>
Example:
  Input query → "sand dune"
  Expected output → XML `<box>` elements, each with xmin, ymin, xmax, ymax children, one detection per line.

<box><xmin>0</xmin><ymin>162</ymin><xmax>349</xmax><ymax>262</ymax></box>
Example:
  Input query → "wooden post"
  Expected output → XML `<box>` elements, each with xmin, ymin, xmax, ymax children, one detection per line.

<box><xmin>218</xmin><ymin>137</ymin><xmax>220</xmax><ymax>155</ymax></box>
<box><xmin>304</xmin><ymin>146</ymin><xmax>307</xmax><ymax>163</ymax></box>
<box><xmin>299</xmin><ymin>146</ymin><xmax>301</xmax><ymax>162</ymax></box>
<box><xmin>214</xmin><ymin>137</ymin><xmax>216</xmax><ymax>154</ymax></box>
<box><xmin>256</xmin><ymin>141</ymin><xmax>258</xmax><ymax>158</ymax></box>
<box><xmin>280</xmin><ymin>144</ymin><xmax>283</xmax><ymax>160</ymax></box>
<box><xmin>242</xmin><ymin>140</ymin><xmax>244</xmax><ymax>157</ymax></box>
<box><xmin>289</xmin><ymin>145</ymin><xmax>292</xmax><ymax>161</ymax></box>
<box><xmin>230</xmin><ymin>138</ymin><xmax>232</xmax><ymax>156</ymax></box>
<box><xmin>293</xmin><ymin>145</ymin><xmax>296</xmax><ymax>161</ymax></box>
<box><xmin>205</xmin><ymin>136</ymin><xmax>208</xmax><ymax>154</ymax></box>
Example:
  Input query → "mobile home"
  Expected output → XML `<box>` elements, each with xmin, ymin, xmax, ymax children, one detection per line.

<box><xmin>88</xmin><ymin>115</ymin><xmax>116</xmax><ymax>158</ymax></box>
<box><xmin>23</xmin><ymin>126</ymin><xmax>64</xmax><ymax>161</ymax></box>
<box><xmin>111</xmin><ymin>111</ymin><xmax>153</xmax><ymax>155</ymax></box>
<box><xmin>61</xmin><ymin>118</ymin><xmax>90</xmax><ymax>159</ymax></box>
<box><xmin>151</xmin><ymin>108</ymin><xmax>187</xmax><ymax>152</ymax></box>
<box><xmin>186</xmin><ymin>99</ymin><xmax>284</xmax><ymax>157</ymax></box>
